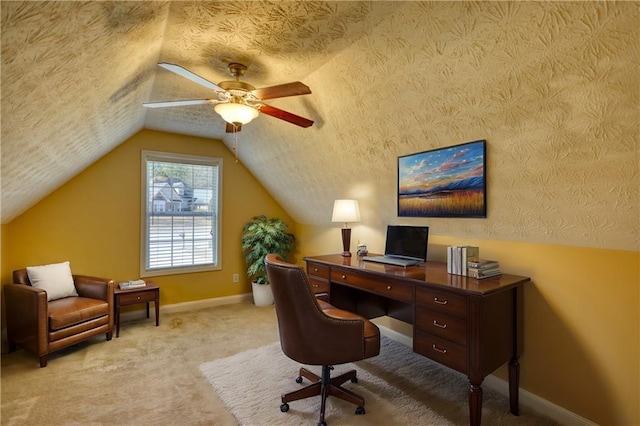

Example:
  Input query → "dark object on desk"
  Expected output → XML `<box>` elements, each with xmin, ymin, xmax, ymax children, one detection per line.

<box><xmin>4</xmin><ymin>268</ymin><xmax>114</xmax><ymax>367</ymax></box>
<box><xmin>304</xmin><ymin>254</ymin><xmax>529</xmax><ymax>426</ymax></box>
<box><xmin>363</xmin><ymin>224</ymin><xmax>428</xmax><ymax>267</ymax></box>
<box><xmin>265</xmin><ymin>254</ymin><xmax>380</xmax><ymax>426</ymax></box>
<box><xmin>114</xmin><ymin>282</ymin><xmax>160</xmax><ymax>337</ymax></box>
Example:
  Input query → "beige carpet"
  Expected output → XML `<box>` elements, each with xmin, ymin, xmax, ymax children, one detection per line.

<box><xmin>200</xmin><ymin>337</ymin><xmax>557</xmax><ymax>426</ymax></box>
<box><xmin>2</xmin><ymin>301</ymin><xmax>556</xmax><ymax>425</ymax></box>
<box><xmin>1</xmin><ymin>302</ymin><xmax>279</xmax><ymax>425</ymax></box>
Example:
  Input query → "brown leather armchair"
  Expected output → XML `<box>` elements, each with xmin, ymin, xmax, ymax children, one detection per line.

<box><xmin>4</xmin><ymin>269</ymin><xmax>115</xmax><ymax>367</ymax></box>
<box><xmin>264</xmin><ymin>254</ymin><xmax>380</xmax><ymax>426</ymax></box>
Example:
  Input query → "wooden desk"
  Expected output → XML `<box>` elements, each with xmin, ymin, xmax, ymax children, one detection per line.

<box><xmin>304</xmin><ymin>254</ymin><xmax>529</xmax><ymax>426</ymax></box>
<box><xmin>114</xmin><ymin>283</ymin><xmax>160</xmax><ymax>338</ymax></box>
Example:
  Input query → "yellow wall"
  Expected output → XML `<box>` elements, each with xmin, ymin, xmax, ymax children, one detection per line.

<box><xmin>1</xmin><ymin>129</ymin><xmax>294</xmax><ymax>303</ymax></box>
<box><xmin>296</xmin><ymin>224</ymin><xmax>640</xmax><ymax>425</ymax></box>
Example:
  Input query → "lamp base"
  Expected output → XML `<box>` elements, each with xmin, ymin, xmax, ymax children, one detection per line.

<box><xmin>341</xmin><ymin>228</ymin><xmax>352</xmax><ymax>257</ymax></box>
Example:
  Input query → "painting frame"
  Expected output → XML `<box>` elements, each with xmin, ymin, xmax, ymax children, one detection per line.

<box><xmin>397</xmin><ymin>140</ymin><xmax>487</xmax><ymax>218</ymax></box>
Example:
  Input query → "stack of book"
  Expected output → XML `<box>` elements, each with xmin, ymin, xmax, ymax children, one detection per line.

<box><xmin>467</xmin><ymin>258</ymin><xmax>501</xmax><ymax>279</ymax></box>
<box><xmin>447</xmin><ymin>246</ymin><xmax>479</xmax><ymax>276</ymax></box>
<box><xmin>119</xmin><ymin>279</ymin><xmax>146</xmax><ymax>290</ymax></box>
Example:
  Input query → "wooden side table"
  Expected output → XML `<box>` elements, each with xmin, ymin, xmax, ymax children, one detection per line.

<box><xmin>114</xmin><ymin>282</ymin><xmax>160</xmax><ymax>338</ymax></box>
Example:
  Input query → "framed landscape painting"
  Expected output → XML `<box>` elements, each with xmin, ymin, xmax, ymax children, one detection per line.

<box><xmin>397</xmin><ymin>140</ymin><xmax>486</xmax><ymax>218</ymax></box>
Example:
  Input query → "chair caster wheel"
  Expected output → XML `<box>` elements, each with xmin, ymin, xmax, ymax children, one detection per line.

<box><xmin>295</xmin><ymin>376</ymin><xmax>303</xmax><ymax>384</ymax></box>
<box><xmin>355</xmin><ymin>406</ymin><xmax>365</xmax><ymax>415</ymax></box>
<box><xmin>351</xmin><ymin>377</ymin><xmax>358</xmax><ymax>383</ymax></box>
<box><xmin>317</xmin><ymin>422</ymin><xmax>327</xmax><ymax>426</ymax></box>
<box><xmin>280</xmin><ymin>403</ymin><xmax>289</xmax><ymax>412</ymax></box>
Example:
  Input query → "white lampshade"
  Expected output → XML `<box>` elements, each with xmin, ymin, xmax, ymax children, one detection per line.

<box><xmin>214</xmin><ymin>102</ymin><xmax>259</xmax><ymax>125</ymax></box>
<box><xmin>331</xmin><ymin>199</ymin><xmax>361</xmax><ymax>225</ymax></box>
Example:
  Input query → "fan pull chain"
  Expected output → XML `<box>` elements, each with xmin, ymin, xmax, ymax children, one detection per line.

<box><xmin>233</xmin><ymin>124</ymin><xmax>239</xmax><ymax>164</ymax></box>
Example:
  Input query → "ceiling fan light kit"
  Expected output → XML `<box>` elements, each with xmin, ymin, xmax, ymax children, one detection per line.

<box><xmin>214</xmin><ymin>102</ymin><xmax>259</xmax><ymax>125</ymax></box>
<box><xmin>144</xmin><ymin>62</ymin><xmax>314</xmax><ymax>132</ymax></box>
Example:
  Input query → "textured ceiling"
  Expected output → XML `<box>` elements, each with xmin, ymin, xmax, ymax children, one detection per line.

<box><xmin>1</xmin><ymin>1</ymin><xmax>401</xmax><ymax>223</ymax></box>
<box><xmin>2</xmin><ymin>1</ymin><xmax>638</xmax><ymax>251</ymax></box>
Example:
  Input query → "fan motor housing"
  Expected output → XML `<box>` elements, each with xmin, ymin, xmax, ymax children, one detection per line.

<box><xmin>219</xmin><ymin>80</ymin><xmax>256</xmax><ymax>92</ymax></box>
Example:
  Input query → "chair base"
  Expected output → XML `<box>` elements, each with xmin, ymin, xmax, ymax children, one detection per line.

<box><xmin>280</xmin><ymin>365</ymin><xmax>365</xmax><ymax>426</ymax></box>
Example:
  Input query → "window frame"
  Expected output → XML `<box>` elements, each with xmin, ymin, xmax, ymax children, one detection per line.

<box><xmin>140</xmin><ymin>150</ymin><xmax>222</xmax><ymax>277</ymax></box>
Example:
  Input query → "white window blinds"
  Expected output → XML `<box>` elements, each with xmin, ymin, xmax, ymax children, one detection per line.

<box><xmin>141</xmin><ymin>151</ymin><xmax>222</xmax><ymax>276</ymax></box>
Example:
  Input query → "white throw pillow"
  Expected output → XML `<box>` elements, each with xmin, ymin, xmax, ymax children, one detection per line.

<box><xmin>26</xmin><ymin>261</ymin><xmax>78</xmax><ymax>301</ymax></box>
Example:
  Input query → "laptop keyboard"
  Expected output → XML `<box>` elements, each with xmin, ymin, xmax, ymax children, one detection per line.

<box><xmin>362</xmin><ymin>256</ymin><xmax>419</xmax><ymax>267</ymax></box>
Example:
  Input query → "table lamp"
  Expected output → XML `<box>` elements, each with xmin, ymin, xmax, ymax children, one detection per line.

<box><xmin>331</xmin><ymin>199</ymin><xmax>361</xmax><ymax>257</ymax></box>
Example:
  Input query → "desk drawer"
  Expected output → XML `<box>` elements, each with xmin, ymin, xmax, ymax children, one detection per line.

<box><xmin>307</xmin><ymin>262</ymin><xmax>330</xmax><ymax>279</ymax></box>
<box><xmin>118</xmin><ymin>290</ymin><xmax>156</xmax><ymax>305</ymax></box>
<box><xmin>415</xmin><ymin>329</ymin><xmax>468</xmax><ymax>373</ymax></box>
<box><xmin>416</xmin><ymin>287</ymin><xmax>468</xmax><ymax>319</ymax></box>
<box><xmin>308</xmin><ymin>277</ymin><xmax>329</xmax><ymax>294</ymax></box>
<box><xmin>415</xmin><ymin>306</ymin><xmax>467</xmax><ymax>346</ymax></box>
<box><xmin>331</xmin><ymin>269</ymin><xmax>413</xmax><ymax>303</ymax></box>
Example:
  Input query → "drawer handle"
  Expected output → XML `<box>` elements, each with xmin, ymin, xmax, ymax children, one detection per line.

<box><xmin>342</xmin><ymin>275</ymin><xmax>346</xmax><ymax>279</ymax></box>
<box><xmin>433</xmin><ymin>320</ymin><xmax>447</xmax><ymax>329</ymax></box>
<box><xmin>434</xmin><ymin>297</ymin><xmax>448</xmax><ymax>305</ymax></box>
<box><xmin>312</xmin><ymin>283</ymin><xmax>318</xmax><ymax>288</ymax></box>
<box><xmin>137</xmin><ymin>296</ymin><xmax>141</xmax><ymax>300</ymax></box>
<box><xmin>432</xmin><ymin>344</ymin><xmax>447</xmax><ymax>354</ymax></box>
<box><xmin>314</xmin><ymin>268</ymin><xmax>318</xmax><ymax>272</ymax></box>
<box><xmin>386</xmin><ymin>285</ymin><xmax>392</xmax><ymax>290</ymax></box>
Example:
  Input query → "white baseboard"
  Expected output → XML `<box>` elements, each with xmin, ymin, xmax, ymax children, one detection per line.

<box><xmin>481</xmin><ymin>375</ymin><xmax>597</xmax><ymax>426</ymax></box>
<box><xmin>119</xmin><ymin>293</ymin><xmax>253</xmax><ymax>322</ymax></box>
<box><xmin>376</xmin><ymin>324</ymin><xmax>596</xmax><ymax>426</ymax></box>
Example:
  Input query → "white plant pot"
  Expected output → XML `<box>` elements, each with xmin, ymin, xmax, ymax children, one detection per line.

<box><xmin>252</xmin><ymin>281</ymin><xmax>274</xmax><ymax>306</ymax></box>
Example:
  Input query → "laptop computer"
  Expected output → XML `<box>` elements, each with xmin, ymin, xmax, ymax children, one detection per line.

<box><xmin>363</xmin><ymin>225</ymin><xmax>429</xmax><ymax>267</ymax></box>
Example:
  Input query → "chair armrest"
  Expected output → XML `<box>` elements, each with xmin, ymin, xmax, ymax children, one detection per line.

<box><xmin>3</xmin><ymin>283</ymin><xmax>48</xmax><ymax>353</ymax></box>
<box><xmin>73</xmin><ymin>275</ymin><xmax>114</xmax><ymax>302</ymax></box>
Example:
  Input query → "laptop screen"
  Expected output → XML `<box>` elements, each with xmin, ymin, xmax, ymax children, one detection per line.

<box><xmin>384</xmin><ymin>225</ymin><xmax>429</xmax><ymax>261</ymax></box>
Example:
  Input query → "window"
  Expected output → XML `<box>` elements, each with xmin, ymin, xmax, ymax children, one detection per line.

<box><xmin>141</xmin><ymin>151</ymin><xmax>222</xmax><ymax>276</ymax></box>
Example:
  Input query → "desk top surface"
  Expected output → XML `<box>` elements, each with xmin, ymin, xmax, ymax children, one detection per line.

<box><xmin>304</xmin><ymin>254</ymin><xmax>530</xmax><ymax>295</ymax></box>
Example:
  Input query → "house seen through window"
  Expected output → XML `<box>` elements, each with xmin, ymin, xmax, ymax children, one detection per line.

<box><xmin>142</xmin><ymin>151</ymin><xmax>222</xmax><ymax>275</ymax></box>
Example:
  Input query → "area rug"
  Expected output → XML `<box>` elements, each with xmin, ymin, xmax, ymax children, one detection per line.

<box><xmin>200</xmin><ymin>337</ymin><xmax>556</xmax><ymax>425</ymax></box>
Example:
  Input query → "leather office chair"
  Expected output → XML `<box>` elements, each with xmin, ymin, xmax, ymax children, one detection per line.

<box><xmin>264</xmin><ymin>254</ymin><xmax>380</xmax><ymax>426</ymax></box>
<box><xmin>4</xmin><ymin>269</ymin><xmax>115</xmax><ymax>367</ymax></box>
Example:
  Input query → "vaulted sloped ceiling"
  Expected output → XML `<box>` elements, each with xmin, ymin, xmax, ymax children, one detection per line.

<box><xmin>1</xmin><ymin>1</ymin><xmax>402</xmax><ymax>224</ymax></box>
<box><xmin>2</xmin><ymin>2</ymin><xmax>164</xmax><ymax>223</ymax></box>
<box><xmin>2</xmin><ymin>2</ymin><xmax>638</xmax><ymax>251</ymax></box>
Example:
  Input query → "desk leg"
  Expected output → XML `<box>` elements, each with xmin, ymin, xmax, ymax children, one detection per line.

<box><xmin>115</xmin><ymin>304</ymin><xmax>121</xmax><ymax>338</ymax></box>
<box><xmin>469</xmin><ymin>380</ymin><xmax>483</xmax><ymax>426</ymax></box>
<box><xmin>509</xmin><ymin>358</ymin><xmax>520</xmax><ymax>415</ymax></box>
<box><xmin>146</xmin><ymin>302</ymin><xmax>150</xmax><ymax>318</ymax></box>
<box><xmin>154</xmin><ymin>296</ymin><xmax>160</xmax><ymax>327</ymax></box>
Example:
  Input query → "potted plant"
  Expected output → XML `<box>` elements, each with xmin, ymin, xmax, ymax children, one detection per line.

<box><xmin>242</xmin><ymin>215</ymin><xmax>295</xmax><ymax>306</ymax></box>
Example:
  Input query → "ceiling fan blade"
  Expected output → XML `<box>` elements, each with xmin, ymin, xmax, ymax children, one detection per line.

<box><xmin>259</xmin><ymin>104</ymin><xmax>314</xmax><ymax>128</ymax></box>
<box><xmin>251</xmin><ymin>82</ymin><xmax>311</xmax><ymax>100</ymax></box>
<box><xmin>143</xmin><ymin>99</ymin><xmax>215</xmax><ymax>108</ymax></box>
<box><xmin>226</xmin><ymin>122</ymin><xmax>242</xmax><ymax>133</ymax></box>
<box><xmin>158</xmin><ymin>63</ymin><xmax>225</xmax><ymax>92</ymax></box>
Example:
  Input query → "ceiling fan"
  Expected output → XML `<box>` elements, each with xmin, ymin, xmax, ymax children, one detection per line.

<box><xmin>143</xmin><ymin>62</ymin><xmax>314</xmax><ymax>133</ymax></box>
